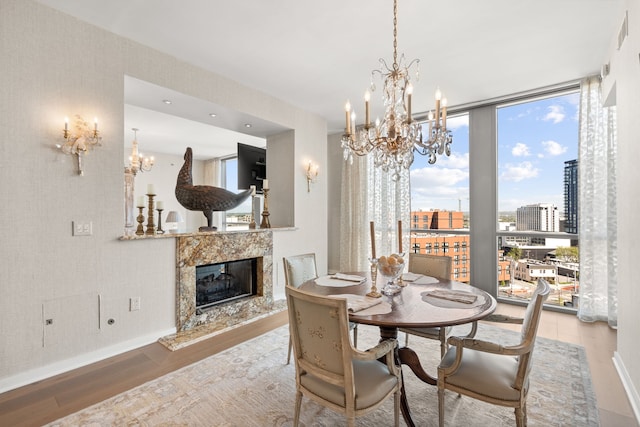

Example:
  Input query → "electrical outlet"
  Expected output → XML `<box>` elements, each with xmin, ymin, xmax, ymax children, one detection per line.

<box><xmin>72</xmin><ymin>221</ymin><xmax>93</xmax><ymax>236</ymax></box>
<box><xmin>130</xmin><ymin>297</ymin><xmax>141</xmax><ymax>311</ymax></box>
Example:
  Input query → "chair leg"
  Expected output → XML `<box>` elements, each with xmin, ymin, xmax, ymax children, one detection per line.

<box><xmin>394</xmin><ymin>389</ymin><xmax>400</xmax><ymax>427</ymax></box>
<box><xmin>294</xmin><ymin>391</ymin><xmax>302</xmax><ymax>427</ymax></box>
<box><xmin>515</xmin><ymin>406</ymin><xmax>525</xmax><ymax>427</ymax></box>
<box><xmin>439</xmin><ymin>329</ymin><xmax>447</xmax><ymax>358</ymax></box>
<box><xmin>287</xmin><ymin>336</ymin><xmax>292</xmax><ymax>365</ymax></box>
<box><xmin>438</xmin><ymin>388</ymin><xmax>445</xmax><ymax>427</ymax></box>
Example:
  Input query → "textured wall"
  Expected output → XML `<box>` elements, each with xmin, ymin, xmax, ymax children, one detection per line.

<box><xmin>0</xmin><ymin>0</ymin><xmax>328</xmax><ymax>392</ymax></box>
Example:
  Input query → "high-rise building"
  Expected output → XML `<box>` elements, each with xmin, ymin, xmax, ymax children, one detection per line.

<box><xmin>564</xmin><ymin>159</ymin><xmax>578</xmax><ymax>234</ymax></box>
<box><xmin>516</xmin><ymin>203</ymin><xmax>559</xmax><ymax>232</ymax></box>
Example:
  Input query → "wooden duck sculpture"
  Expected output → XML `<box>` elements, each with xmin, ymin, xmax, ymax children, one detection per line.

<box><xmin>175</xmin><ymin>147</ymin><xmax>252</xmax><ymax>231</ymax></box>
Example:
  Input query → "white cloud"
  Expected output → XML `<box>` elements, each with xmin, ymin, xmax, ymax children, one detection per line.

<box><xmin>410</xmin><ymin>166</ymin><xmax>468</xmax><ymax>190</ymax></box>
<box><xmin>541</xmin><ymin>140</ymin><xmax>567</xmax><ymax>156</ymax></box>
<box><xmin>511</xmin><ymin>142</ymin><xmax>530</xmax><ymax>157</ymax></box>
<box><xmin>543</xmin><ymin>105</ymin><xmax>565</xmax><ymax>124</ymax></box>
<box><xmin>499</xmin><ymin>161</ymin><xmax>539</xmax><ymax>182</ymax></box>
<box><xmin>436</xmin><ymin>151</ymin><xmax>469</xmax><ymax>169</ymax></box>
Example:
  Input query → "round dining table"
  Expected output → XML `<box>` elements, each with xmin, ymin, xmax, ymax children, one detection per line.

<box><xmin>300</xmin><ymin>271</ymin><xmax>497</xmax><ymax>427</ymax></box>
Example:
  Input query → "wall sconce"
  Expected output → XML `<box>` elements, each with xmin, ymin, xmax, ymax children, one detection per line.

<box><xmin>306</xmin><ymin>161</ymin><xmax>319</xmax><ymax>192</ymax></box>
<box><xmin>57</xmin><ymin>114</ymin><xmax>102</xmax><ymax>175</ymax></box>
<box><xmin>126</xmin><ymin>128</ymin><xmax>154</xmax><ymax>176</ymax></box>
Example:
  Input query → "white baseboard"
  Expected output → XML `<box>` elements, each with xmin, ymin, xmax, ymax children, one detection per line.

<box><xmin>0</xmin><ymin>327</ymin><xmax>176</xmax><ymax>394</ymax></box>
<box><xmin>613</xmin><ymin>351</ymin><xmax>640</xmax><ymax>425</ymax></box>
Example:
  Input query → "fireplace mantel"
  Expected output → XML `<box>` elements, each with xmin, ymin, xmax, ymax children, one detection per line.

<box><xmin>159</xmin><ymin>229</ymin><xmax>285</xmax><ymax>350</ymax></box>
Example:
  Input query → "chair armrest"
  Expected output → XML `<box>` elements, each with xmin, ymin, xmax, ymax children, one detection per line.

<box><xmin>447</xmin><ymin>335</ymin><xmax>532</xmax><ymax>356</ymax></box>
<box><xmin>482</xmin><ymin>314</ymin><xmax>524</xmax><ymax>324</ymax></box>
<box><xmin>353</xmin><ymin>339</ymin><xmax>397</xmax><ymax>361</ymax></box>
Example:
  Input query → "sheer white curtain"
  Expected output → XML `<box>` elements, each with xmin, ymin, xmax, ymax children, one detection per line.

<box><xmin>578</xmin><ymin>76</ymin><xmax>617</xmax><ymax>327</ymax></box>
<box><xmin>339</xmin><ymin>155</ymin><xmax>411</xmax><ymax>272</ymax></box>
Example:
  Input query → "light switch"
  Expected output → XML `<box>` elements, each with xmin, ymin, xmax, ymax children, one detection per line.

<box><xmin>72</xmin><ymin>221</ymin><xmax>93</xmax><ymax>236</ymax></box>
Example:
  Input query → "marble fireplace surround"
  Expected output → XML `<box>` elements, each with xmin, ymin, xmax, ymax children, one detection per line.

<box><xmin>159</xmin><ymin>230</ymin><xmax>285</xmax><ymax>350</ymax></box>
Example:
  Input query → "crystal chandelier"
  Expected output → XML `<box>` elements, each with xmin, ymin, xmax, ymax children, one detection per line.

<box><xmin>127</xmin><ymin>128</ymin><xmax>154</xmax><ymax>175</ymax></box>
<box><xmin>341</xmin><ymin>0</ymin><xmax>452</xmax><ymax>181</ymax></box>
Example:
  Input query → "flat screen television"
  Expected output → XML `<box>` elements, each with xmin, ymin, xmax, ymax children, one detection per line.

<box><xmin>237</xmin><ymin>143</ymin><xmax>266</xmax><ymax>193</ymax></box>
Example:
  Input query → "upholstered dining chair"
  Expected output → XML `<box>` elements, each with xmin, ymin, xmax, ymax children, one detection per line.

<box><xmin>437</xmin><ymin>278</ymin><xmax>551</xmax><ymax>427</ymax></box>
<box><xmin>285</xmin><ymin>285</ymin><xmax>401</xmax><ymax>427</ymax></box>
<box><xmin>399</xmin><ymin>253</ymin><xmax>466</xmax><ymax>356</ymax></box>
<box><xmin>283</xmin><ymin>253</ymin><xmax>357</xmax><ymax>364</ymax></box>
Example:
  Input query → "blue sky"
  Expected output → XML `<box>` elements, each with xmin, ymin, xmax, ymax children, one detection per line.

<box><xmin>410</xmin><ymin>92</ymin><xmax>579</xmax><ymax>213</ymax></box>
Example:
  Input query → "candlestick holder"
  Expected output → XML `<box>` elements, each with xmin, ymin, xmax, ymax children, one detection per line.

<box><xmin>249</xmin><ymin>194</ymin><xmax>257</xmax><ymax>229</ymax></box>
<box><xmin>366</xmin><ymin>257</ymin><xmax>382</xmax><ymax>298</ymax></box>
<box><xmin>135</xmin><ymin>206</ymin><xmax>145</xmax><ymax>236</ymax></box>
<box><xmin>145</xmin><ymin>194</ymin><xmax>156</xmax><ymax>235</ymax></box>
<box><xmin>260</xmin><ymin>188</ymin><xmax>271</xmax><ymax>228</ymax></box>
<box><xmin>156</xmin><ymin>208</ymin><xmax>164</xmax><ymax>234</ymax></box>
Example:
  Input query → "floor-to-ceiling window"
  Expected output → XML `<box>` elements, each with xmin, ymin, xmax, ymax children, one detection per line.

<box><xmin>496</xmin><ymin>91</ymin><xmax>580</xmax><ymax>308</ymax></box>
<box><xmin>409</xmin><ymin>113</ymin><xmax>470</xmax><ymax>282</ymax></box>
<box><xmin>411</xmin><ymin>85</ymin><xmax>580</xmax><ymax>312</ymax></box>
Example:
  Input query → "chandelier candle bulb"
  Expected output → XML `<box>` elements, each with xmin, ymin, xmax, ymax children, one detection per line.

<box><xmin>364</xmin><ymin>90</ymin><xmax>371</xmax><ymax>127</ymax></box>
<box><xmin>93</xmin><ymin>117</ymin><xmax>98</xmax><ymax>131</ymax></box>
<box><xmin>345</xmin><ymin>101</ymin><xmax>351</xmax><ymax>134</ymax></box>
<box><xmin>435</xmin><ymin>88</ymin><xmax>442</xmax><ymax>125</ymax></box>
<box><xmin>64</xmin><ymin>117</ymin><xmax>68</xmax><ymax>131</ymax></box>
<box><xmin>406</xmin><ymin>84</ymin><xmax>413</xmax><ymax>122</ymax></box>
<box><xmin>442</xmin><ymin>98</ymin><xmax>448</xmax><ymax>129</ymax></box>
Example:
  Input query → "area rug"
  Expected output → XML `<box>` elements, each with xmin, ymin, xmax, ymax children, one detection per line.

<box><xmin>47</xmin><ymin>323</ymin><xmax>599</xmax><ymax>426</ymax></box>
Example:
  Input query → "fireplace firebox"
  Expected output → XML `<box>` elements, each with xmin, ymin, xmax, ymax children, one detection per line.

<box><xmin>196</xmin><ymin>258</ymin><xmax>257</xmax><ymax>310</ymax></box>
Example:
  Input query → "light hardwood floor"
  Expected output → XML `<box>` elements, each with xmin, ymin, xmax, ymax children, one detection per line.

<box><xmin>0</xmin><ymin>305</ymin><xmax>637</xmax><ymax>426</ymax></box>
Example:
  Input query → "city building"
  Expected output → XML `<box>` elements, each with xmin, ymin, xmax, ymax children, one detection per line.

<box><xmin>516</xmin><ymin>203</ymin><xmax>560</xmax><ymax>232</ymax></box>
<box><xmin>564</xmin><ymin>159</ymin><xmax>579</xmax><ymax>234</ymax></box>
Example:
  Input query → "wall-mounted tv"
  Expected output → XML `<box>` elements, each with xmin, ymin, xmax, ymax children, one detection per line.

<box><xmin>237</xmin><ymin>143</ymin><xmax>266</xmax><ymax>193</ymax></box>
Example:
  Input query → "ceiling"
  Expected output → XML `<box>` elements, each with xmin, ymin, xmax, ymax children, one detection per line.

<box><xmin>36</xmin><ymin>0</ymin><xmax>625</xmax><ymax>158</ymax></box>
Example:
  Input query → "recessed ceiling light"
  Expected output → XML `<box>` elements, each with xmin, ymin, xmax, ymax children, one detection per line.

<box><xmin>209</xmin><ymin>113</ymin><xmax>217</xmax><ymax>118</ymax></box>
<box><xmin>245</xmin><ymin>123</ymin><xmax>252</xmax><ymax>128</ymax></box>
<box><xmin>162</xmin><ymin>99</ymin><xmax>172</xmax><ymax>105</ymax></box>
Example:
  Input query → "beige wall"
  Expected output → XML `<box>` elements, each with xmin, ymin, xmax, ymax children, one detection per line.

<box><xmin>0</xmin><ymin>0</ymin><xmax>327</xmax><ymax>391</ymax></box>
<box><xmin>603</xmin><ymin>0</ymin><xmax>640</xmax><ymax>418</ymax></box>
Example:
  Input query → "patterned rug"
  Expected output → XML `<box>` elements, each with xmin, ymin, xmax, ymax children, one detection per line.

<box><xmin>48</xmin><ymin>323</ymin><xmax>599</xmax><ymax>426</ymax></box>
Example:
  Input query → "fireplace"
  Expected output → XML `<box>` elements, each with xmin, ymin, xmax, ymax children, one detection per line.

<box><xmin>196</xmin><ymin>258</ymin><xmax>258</xmax><ymax>310</ymax></box>
<box><xmin>173</xmin><ymin>230</ymin><xmax>275</xmax><ymax>333</ymax></box>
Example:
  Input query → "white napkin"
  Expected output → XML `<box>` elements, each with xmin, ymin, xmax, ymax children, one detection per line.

<box><xmin>427</xmin><ymin>289</ymin><xmax>478</xmax><ymax>304</ymax></box>
<box><xmin>402</xmin><ymin>272</ymin><xmax>422</xmax><ymax>282</ymax></box>
<box><xmin>333</xmin><ymin>273</ymin><xmax>366</xmax><ymax>282</ymax></box>
<box><xmin>330</xmin><ymin>294</ymin><xmax>383</xmax><ymax>312</ymax></box>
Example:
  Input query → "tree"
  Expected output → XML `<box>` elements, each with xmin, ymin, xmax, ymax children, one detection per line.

<box><xmin>505</xmin><ymin>247</ymin><xmax>522</xmax><ymax>261</ymax></box>
<box><xmin>555</xmin><ymin>246</ymin><xmax>579</xmax><ymax>263</ymax></box>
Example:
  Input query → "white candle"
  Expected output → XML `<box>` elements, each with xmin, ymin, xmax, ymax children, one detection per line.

<box><xmin>406</xmin><ymin>84</ymin><xmax>413</xmax><ymax>123</ymax></box>
<box><xmin>93</xmin><ymin>117</ymin><xmax>98</xmax><ymax>131</ymax></box>
<box><xmin>345</xmin><ymin>101</ymin><xmax>351</xmax><ymax>134</ymax></box>
<box><xmin>64</xmin><ymin>117</ymin><xmax>69</xmax><ymax>131</ymax></box>
<box><xmin>156</xmin><ymin>201</ymin><xmax>164</xmax><ymax>210</ymax></box>
<box><xmin>137</xmin><ymin>196</ymin><xmax>145</xmax><ymax>207</ymax></box>
<box><xmin>147</xmin><ymin>184</ymin><xmax>155</xmax><ymax>195</ymax></box>
<box><xmin>262</xmin><ymin>179</ymin><xmax>269</xmax><ymax>190</ymax></box>
<box><xmin>364</xmin><ymin>91</ymin><xmax>370</xmax><ymax>127</ymax></box>
<box><xmin>369</xmin><ymin>221</ymin><xmax>376</xmax><ymax>259</ymax></box>
<box><xmin>250</xmin><ymin>185</ymin><xmax>256</xmax><ymax>196</ymax></box>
